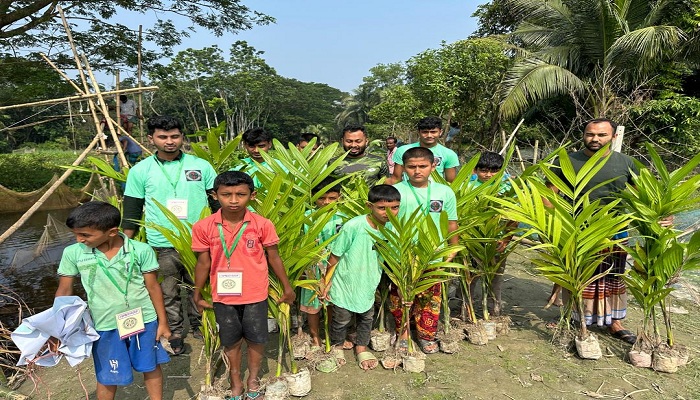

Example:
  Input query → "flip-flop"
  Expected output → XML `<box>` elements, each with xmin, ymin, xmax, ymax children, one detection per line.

<box><xmin>397</xmin><ymin>339</ymin><xmax>409</xmax><ymax>352</ymax></box>
<box><xmin>245</xmin><ymin>390</ymin><xmax>264</xmax><ymax>399</ymax></box>
<box><xmin>316</xmin><ymin>357</ymin><xmax>339</xmax><ymax>373</ymax></box>
<box><xmin>168</xmin><ymin>337</ymin><xmax>184</xmax><ymax>356</ymax></box>
<box><xmin>611</xmin><ymin>329</ymin><xmax>637</xmax><ymax>344</ymax></box>
<box><xmin>356</xmin><ymin>351</ymin><xmax>378</xmax><ymax>370</ymax></box>
<box><xmin>418</xmin><ymin>339</ymin><xmax>439</xmax><ymax>354</ymax></box>
<box><xmin>333</xmin><ymin>348</ymin><xmax>347</xmax><ymax>366</ymax></box>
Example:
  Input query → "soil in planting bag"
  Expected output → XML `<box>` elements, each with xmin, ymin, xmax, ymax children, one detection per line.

<box><xmin>575</xmin><ymin>333</ymin><xmax>602</xmax><ymax>360</ymax></box>
<box><xmin>286</xmin><ymin>368</ymin><xmax>311</xmax><ymax>397</ymax></box>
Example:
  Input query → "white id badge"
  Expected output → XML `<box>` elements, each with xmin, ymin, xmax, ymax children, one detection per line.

<box><xmin>116</xmin><ymin>307</ymin><xmax>146</xmax><ymax>339</ymax></box>
<box><xmin>217</xmin><ymin>271</ymin><xmax>243</xmax><ymax>296</ymax></box>
<box><xmin>167</xmin><ymin>199</ymin><xmax>188</xmax><ymax>219</ymax></box>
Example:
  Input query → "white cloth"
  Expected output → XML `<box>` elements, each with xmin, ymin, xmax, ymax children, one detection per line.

<box><xmin>11</xmin><ymin>296</ymin><xmax>99</xmax><ymax>367</ymax></box>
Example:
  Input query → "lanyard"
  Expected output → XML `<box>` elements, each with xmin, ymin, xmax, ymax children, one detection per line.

<box><xmin>94</xmin><ymin>248</ymin><xmax>135</xmax><ymax>308</ymax></box>
<box><xmin>155</xmin><ymin>155</ymin><xmax>185</xmax><ymax>196</ymax></box>
<box><xmin>218</xmin><ymin>221</ymin><xmax>249</xmax><ymax>268</ymax></box>
<box><xmin>407</xmin><ymin>182</ymin><xmax>431</xmax><ymax>214</ymax></box>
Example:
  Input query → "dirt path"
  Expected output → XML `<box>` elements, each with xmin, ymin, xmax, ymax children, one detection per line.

<box><xmin>11</xmin><ymin>251</ymin><xmax>700</xmax><ymax>399</ymax></box>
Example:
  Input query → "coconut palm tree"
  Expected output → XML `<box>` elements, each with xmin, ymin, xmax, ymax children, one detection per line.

<box><xmin>498</xmin><ymin>0</ymin><xmax>688</xmax><ymax>120</ymax></box>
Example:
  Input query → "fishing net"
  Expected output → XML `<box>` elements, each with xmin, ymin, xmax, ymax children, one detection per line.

<box><xmin>0</xmin><ymin>173</ymin><xmax>101</xmax><ymax>213</ymax></box>
<box><xmin>10</xmin><ymin>213</ymin><xmax>74</xmax><ymax>269</ymax></box>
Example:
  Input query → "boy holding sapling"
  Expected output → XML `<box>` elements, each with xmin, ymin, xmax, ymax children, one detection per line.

<box><xmin>55</xmin><ymin>201</ymin><xmax>171</xmax><ymax>400</ymax></box>
<box><xmin>321</xmin><ymin>184</ymin><xmax>401</xmax><ymax>370</ymax></box>
<box><xmin>191</xmin><ymin>171</ymin><xmax>295</xmax><ymax>400</ymax></box>
<box><xmin>391</xmin><ymin>147</ymin><xmax>459</xmax><ymax>354</ymax></box>
<box><xmin>300</xmin><ymin>177</ymin><xmax>345</xmax><ymax>348</ymax></box>
<box><xmin>468</xmin><ymin>151</ymin><xmax>517</xmax><ymax>316</ymax></box>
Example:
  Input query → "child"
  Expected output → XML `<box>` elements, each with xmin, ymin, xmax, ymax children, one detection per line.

<box><xmin>469</xmin><ymin>151</ymin><xmax>517</xmax><ymax>316</ymax></box>
<box><xmin>191</xmin><ymin>171</ymin><xmax>295</xmax><ymax>399</ymax></box>
<box><xmin>300</xmin><ymin>177</ymin><xmax>344</xmax><ymax>348</ymax></box>
<box><xmin>391</xmin><ymin>116</ymin><xmax>460</xmax><ymax>183</ymax></box>
<box><xmin>321</xmin><ymin>184</ymin><xmax>401</xmax><ymax>370</ymax></box>
<box><xmin>55</xmin><ymin>201</ymin><xmax>171</xmax><ymax>400</ymax></box>
<box><xmin>232</xmin><ymin>127</ymin><xmax>286</xmax><ymax>188</ymax></box>
<box><xmin>391</xmin><ymin>147</ymin><xmax>459</xmax><ymax>354</ymax></box>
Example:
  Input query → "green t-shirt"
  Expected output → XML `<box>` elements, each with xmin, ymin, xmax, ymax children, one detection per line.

<box><xmin>300</xmin><ymin>210</ymin><xmax>345</xmax><ymax>308</ymax></box>
<box><xmin>57</xmin><ymin>234</ymin><xmax>159</xmax><ymax>331</ymax></box>
<box><xmin>124</xmin><ymin>153</ymin><xmax>216</xmax><ymax>248</ymax></box>
<box><xmin>328</xmin><ymin>214</ymin><xmax>384</xmax><ymax>313</ymax></box>
<box><xmin>329</xmin><ymin>153</ymin><xmax>389</xmax><ymax>187</ymax></box>
<box><xmin>231</xmin><ymin>157</ymin><xmax>288</xmax><ymax>189</ymax></box>
<box><xmin>469</xmin><ymin>173</ymin><xmax>513</xmax><ymax>196</ymax></box>
<box><xmin>394</xmin><ymin>181</ymin><xmax>458</xmax><ymax>232</ymax></box>
<box><xmin>393</xmin><ymin>143</ymin><xmax>460</xmax><ymax>178</ymax></box>
<box><xmin>552</xmin><ymin>150</ymin><xmax>638</xmax><ymax>205</ymax></box>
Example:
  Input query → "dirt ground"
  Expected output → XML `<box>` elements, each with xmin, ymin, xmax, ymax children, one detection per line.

<box><xmin>10</xmin><ymin>250</ymin><xmax>700</xmax><ymax>400</ymax></box>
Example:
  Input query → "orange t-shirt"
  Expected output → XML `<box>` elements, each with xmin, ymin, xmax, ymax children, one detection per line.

<box><xmin>191</xmin><ymin>210</ymin><xmax>279</xmax><ymax>305</ymax></box>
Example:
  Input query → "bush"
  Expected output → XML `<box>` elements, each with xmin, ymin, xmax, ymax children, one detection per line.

<box><xmin>0</xmin><ymin>151</ymin><xmax>92</xmax><ymax>191</ymax></box>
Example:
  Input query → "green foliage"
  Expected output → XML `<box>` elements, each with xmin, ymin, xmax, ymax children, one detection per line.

<box><xmin>369</xmin><ymin>209</ymin><xmax>464</xmax><ymax>353</ymax></box>
<box><xmin>618</xmin><ymin>144</ymin><xmax>700</xmax><ymax>346</ymax></box>
<box><xmin>0</xmin><ymin>151</ymin><xmax>92</xmax><ymax>191</ymax></box>
<box><xmin>189</xmin><ymin>123</ymin><xmax>244</xmax><ymax>173</ymax></box>
<box><xmin>489</xmin><ymin>147</ymin><xmax>631</xmax><ymax>337</ymax></box>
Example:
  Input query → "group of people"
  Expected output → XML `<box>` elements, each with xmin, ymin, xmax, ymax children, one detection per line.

<box><xmin>52</xmin><ymin>114</ymin><xmax>643</xmax><ymax>399</ymax></box>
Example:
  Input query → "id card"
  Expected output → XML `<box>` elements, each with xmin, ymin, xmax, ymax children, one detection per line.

<box><xmin>217</xmin><ymin>271</ymin><xmax>243</xmax><ymax>296</ymax></box>
<box><xmin>116</xmin><ymin>307</ymin><xmax>145</xmax><ymax>339</ymax></box>
<box><xmin>167</xmin><ymin>199</ymin><xmax>188</xmax><ymax>219</ymax></box>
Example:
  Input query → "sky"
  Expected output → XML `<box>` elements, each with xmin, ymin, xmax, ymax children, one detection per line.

<box><xmin>126</xmin><ymin>0</ymin><xmax>482</xmax><ymax>93</ymax></box>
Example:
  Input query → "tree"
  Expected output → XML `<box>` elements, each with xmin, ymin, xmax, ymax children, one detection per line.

<box><xmin>497</xmin><ymin>0</ymin><xmax>689</xmax><ymax>121</ymax></box>
<box><xmin>406</xmin><ymin>38</ymin><xmax>511</xmax><ymax>140</ymax></box>
<box><xmin>470</xmin><ymin>0</ymin><xmax>519</xmax><ymax>38</ymax></box>
<box><xmin>0</xmin><ymin>1</ymin><xmax>273</xmax><ymax>69</ymax></box>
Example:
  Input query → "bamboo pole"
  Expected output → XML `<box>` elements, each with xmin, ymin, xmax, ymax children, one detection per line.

<box><xmin>499</xmin><ymin>118</ymin><xmax>525</xmax><ymax>155</ymax></box>
<box><xmin>39</xmin><ymin>53</ymin><xmax>152</xmax><ymax>155</ymax></box>
<box><xmin>515</xmin><ymin>145</ymin><xmax>526</xmax><ymax>172</ymax></box>
<box><xmin>0</xmin><ymin>134</ymin><xmax>101</xmax><ymax>246</ymax></box>
<box><xmin>82</xmin><ymin>54</ymin><xmax>128</xmax><ymax>169</ymax></box>
<box><xmin>115</xmin><ymin>69</ymin><xmax>121</xmax><ymax>137</ymax></box>
<box><xmin>137</xmin><ymin>25</ymin><xmax>145</xmax><ymax>143</ymax></box>
<box><xmin>0</xmin><ymin>86</ymin><xmax>159</xmax><ymax>111</ymax></box>
<box><xmin>0</xmin><ymin>117</ymin><xmax>63</xmax><ymax>131</ymax></box>
<box><xmin>533</xmin><ymin>140</ymin><xmax>539</xmax><ymax>164</ymax></box>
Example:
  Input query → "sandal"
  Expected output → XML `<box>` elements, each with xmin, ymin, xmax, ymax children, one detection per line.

<box><xmin>333</xmin><ymin>348</ymin><xmax>347</xmax><ymax>366</ymax></box>
<box><xmin>611</xmin><ymin>329</ymin><xmax>637</xmax><ymax>345</ymax></box>
<box><xmin>245</xmin><ymin>390</ymin><xmax>264</xmax><ymax>399</ymax></box>
<box><xmin>316</xmin><ymin>357</ymin><xmax>339</xmax><ymax>373</ymax></box>
<box><xmin>356</xmin><ymin>351</ymin><xmax>378</xmax><ymax>370</ymax></box>
<box><xmin>168</xmin><ymin>336</ymin><xmax>185</xmax><ymax>356</ymax></box>
<box><xmin>418</xmin><ymin>339</ymin><xmax>439</xmax><ymax>354</ymax></box>
<box><xmin>398</xmin><ymin>339</ymin><xmax>409</xmax><ymax>352</ymax></box>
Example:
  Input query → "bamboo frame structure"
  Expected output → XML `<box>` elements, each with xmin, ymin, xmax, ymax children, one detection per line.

<box><xmin>0</xmin><ymin>87</ymin><xmax>158</xmax><ymax>111</ymax></box>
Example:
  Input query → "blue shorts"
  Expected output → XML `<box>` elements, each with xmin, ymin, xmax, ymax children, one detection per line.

<box><xmin>93</xmin><ymin>320</ymin><xmax>170</xmax><ymax>386</ymax></box>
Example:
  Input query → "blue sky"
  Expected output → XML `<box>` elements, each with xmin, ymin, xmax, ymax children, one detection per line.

<box><xmin>131</xmin><ymin>0</ymin><xmax>481</xmax><ymax>93</ymax></box>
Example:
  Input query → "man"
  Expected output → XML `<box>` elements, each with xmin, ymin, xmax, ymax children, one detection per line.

<box><xmin>297</xmin><ymin>132</ymin><xmax>321</xmax><ymax>152</ymax></box>
<box><xmin>122</xmin><ymin>115</ymin><xmax>218</xmax><ymax>355</ymax></box>
<box><xmin>330</xmin><ymin>124</ymin><xmax>389</xmax><ymax>187</ymax></box>
<box><xmin>547</xmin><ymin>118</ymin><xmax>638</xmax><ymax>343</ymax></box>
<box><xmin>392</xmin><ymin>116</ymin><xmax>460</xmax><ymax>183</ymax></box>
<box><xmin>119</xmin><ymin>95</ymin><xmax>138</xmax><ymax>134</ymax></box>
<box><xmin>386</xmin><ymin>136</ymin><xmax>397</xmax><ymax>175</ymax></box>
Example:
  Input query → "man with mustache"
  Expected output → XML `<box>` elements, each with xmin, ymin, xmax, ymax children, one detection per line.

<box><xmin>330</xmin><ymin>124</ymin><xmax>390</xmax><ymax>186</ymax></box>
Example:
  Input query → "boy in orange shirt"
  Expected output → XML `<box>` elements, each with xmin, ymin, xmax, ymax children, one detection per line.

<box><xmin>192</xmin><ymin>171</ymin><xmax>295</xmax><ymax>400</ymax></box>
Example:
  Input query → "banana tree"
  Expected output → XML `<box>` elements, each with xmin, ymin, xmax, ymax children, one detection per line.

<box><xmin>369</xmin><ymin>208</ymin><xmax>465</xmax><ymax>354</ymax></box>
<box><xmin>618</xmin><ymin>144</ymin><xmax>700</xmax><ymax>347</ymax></box>
<box><xmin>489</xmin><ymin>148</ymin><xmax>631</xmax><ymax>339</ymax></box>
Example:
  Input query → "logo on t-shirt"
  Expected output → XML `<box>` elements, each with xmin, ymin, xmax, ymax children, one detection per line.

<box><xmin>185</xmin><ymin>170</ymin><xmax>202</xmax><ymax>181</ymax></box>
<box><xmin>246</xmin><ymin>239</ymin><xmax>255</xmax><ymax>248</ymax></box>
<box><xmin>430</xmin><ymin>200</ymin><xmax>444</xmax><ymax>213</ymax></box>
<box><xmin>434</xmin><ymin>156</ymin><xmax>443</xmax><ymax>167</ymax></box>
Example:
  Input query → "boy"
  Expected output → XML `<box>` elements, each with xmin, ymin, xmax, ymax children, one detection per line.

<box><xmin>55</xmin><ymin>201</ymin><xmax>171</xmax><ymax>400</ymax></box>
<box><xmin>300</xmin><ymin>177</ymin><xmax>344</xmax><ymax>348</ymax></box>
<box><xmin>469</xmin><ymin>151</ymin><xmax>516</xmax><ymax>317</ymax></box>
<box><xmin>191</xmin><ymin>171</ymin><xmax>295</xmax><ymax>400</ymax></box>
<box><xmin>391</xmin><ymin>147</ymin><xmax>458</xmax><ymax>354</ymax></box>
<box><xmin>297</xmin><ymin>132</ymin><xmax>321</xmax><ymax>152</ymax></box>
<box><xmin>232</xmin><ymin>127</ymin><xmax>286</xmax><ymax>188</ymax></box>
<box><xmin>391</xmin><ymin>116</ymin><xmax>460</xmax><ymax>183</ymax></box>
<box><xmin>322</xmin><ymin>184</ymin><xmax>401</xmax><ymax>370</ymax></box>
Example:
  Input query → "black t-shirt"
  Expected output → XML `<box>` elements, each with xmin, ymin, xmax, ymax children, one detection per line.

<box><xmin>551</xmin><ymin>150</ymin><xmax>638</xmax><ymax>205</ymax></box>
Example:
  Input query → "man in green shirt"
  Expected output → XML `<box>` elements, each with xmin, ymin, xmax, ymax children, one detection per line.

<box><xmin>392</xmin><ymin>116</ymin><xmax>460</xmax><ymax>183</ymax></box>
<box><xmin>123</xmin><ymin>115</ymin><xmax>218</xmax><ymax>355</ymax></box>
<box><xmin>330</xmin><ymin>124</ymin><xmax>390</xmax><ymax>187</ymax></box>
